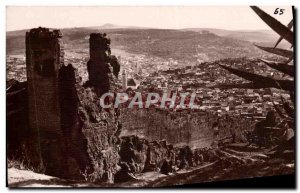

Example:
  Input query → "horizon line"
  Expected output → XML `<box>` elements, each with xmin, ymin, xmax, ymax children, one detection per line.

<box><xmin>6</xmin><ymin>24</ymin><xmax>274</xmax><ymax>32</ymax></box>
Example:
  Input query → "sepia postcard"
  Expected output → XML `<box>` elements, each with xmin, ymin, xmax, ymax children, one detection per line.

<box><xmin>6</xmin><ymin>6</ymin><xmax>295</xmax><ymax>188</ymax></box>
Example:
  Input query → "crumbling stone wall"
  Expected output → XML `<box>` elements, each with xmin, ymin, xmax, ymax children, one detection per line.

<box><xmin>120</xmin><ymin>108</ymin><xmax>254</xmax><ymax>147</ymax></box>
<box><xmin>23</xmin><ymin>28</ymin><xmax>121</xmax><ymax>182</ymax></box>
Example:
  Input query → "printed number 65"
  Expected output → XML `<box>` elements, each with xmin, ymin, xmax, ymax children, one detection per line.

<box><xmin>274</xmin><ymin>8</ymin><xmax>285</xmax><ymax>15</ymax></box>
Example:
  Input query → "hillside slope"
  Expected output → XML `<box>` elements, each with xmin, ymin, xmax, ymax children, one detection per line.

<box><xmin>7</xmin><ymin>27</ymin><xmax>267</xmax><ymax>62</ymax></box>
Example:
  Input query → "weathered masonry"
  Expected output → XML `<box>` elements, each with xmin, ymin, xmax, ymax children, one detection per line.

<box><xmin>26</xmin><ymin>28</ymin><xmax>68</xmax><ymax>177</ymax></box>
<box><xmin>23</xmin><ymin>27</ymin><xmax>121</xmax><ymax>182</ymax></box>
<box><xmin>87</xmin><ymin>33</ymin><xmax>111</xmax><ymax>95</ymax></box>
<box><xmin>26</xmin><ymin>28</ymin><xmax>63</xmax><ymax>138</ymax></box>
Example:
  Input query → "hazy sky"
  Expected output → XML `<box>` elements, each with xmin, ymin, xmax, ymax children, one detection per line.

<box><xmin>6</xmin><ymin>6</ymin><xmax>293</xmax><ymax>31</ymax></box>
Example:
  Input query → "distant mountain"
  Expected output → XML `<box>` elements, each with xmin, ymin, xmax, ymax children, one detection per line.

<box><xmin>88</xmin><ymin>23</ymin><xmax>151</xmax><ymax>30</ymax></box>
<box><xmin>181</xmin><ymin>28</ymin><xmax>290</xmax><ymax>48</ymax></box>
<box><xmin>7</xmin><ymin>26</ymin><xmax>279</xmax><ymax>62</ymax></box>
<box><xmin>100</xmin><ymin>23</ymin><xmax>117</xmax><ymax>28</ymax></box>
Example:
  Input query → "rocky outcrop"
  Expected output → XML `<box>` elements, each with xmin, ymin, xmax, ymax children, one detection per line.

<box><xmin>76</xmin><ymin>86</ymin><xmax>120</xmax><ymax>183</ymax></box>
<box><xmin>115</xmin><ymin>135</ymin><xmax>222</xmax><ymax>183</ymax></box>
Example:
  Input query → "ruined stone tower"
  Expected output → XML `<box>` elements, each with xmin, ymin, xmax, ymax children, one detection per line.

<box><xmin>81</xmin><ymin>32</ymin><xmax>121</xmax><ymax>183</ymax></box>
<box><xmin>87</xmin><ymin>33</ymin><xmax>111</xmax><ymax>96</ymax></box>
<box><xmin>24</xmin><ymin>28</ymin><xmax>121</xmax><ymax>182</ymax></box>
<box><xmin>26</xmin><ymin>27</ymin><xmax>63</xmax><ymax>133</ymax></box>
<box><xmin>26</xmin><ymin>27</ymin><xmax>66</xmax><ymax>177</ymax></box>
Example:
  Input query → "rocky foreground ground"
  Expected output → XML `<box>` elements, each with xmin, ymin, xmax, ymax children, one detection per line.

<box><xmin>8</xmin><ymin>143</ymin><xmax>294</xmax><ymax>188</ymax></box>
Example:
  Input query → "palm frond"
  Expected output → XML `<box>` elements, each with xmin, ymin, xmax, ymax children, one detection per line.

<box><xmin>274</xmin><ymin>20</ymin><xmax>293</xmax><ymax>48</ymax></box>
<box><xmin>254</xmin><ymin>44</ymin><xmax>293</xmax><ymax>58</ymax></box>
<box><xmin>259</xmin><ymin>59</ymin><xmax>294</xmax><ymax>77</ymax></box>
<box><xmin>218</xmin><ymin>64</ymin><xmax>294</xmax><ymax>91</ymax></box>
<box><xmin>250</xmin><ymin>6</ymin><xmax>293</xmax><ymax>45</ymax></box>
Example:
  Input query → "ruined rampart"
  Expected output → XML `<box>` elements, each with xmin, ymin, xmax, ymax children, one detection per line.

<box><xmin>120</xmin><ymin>108</ymin><xmax>254</xmax><ymax>148</ymax></box>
